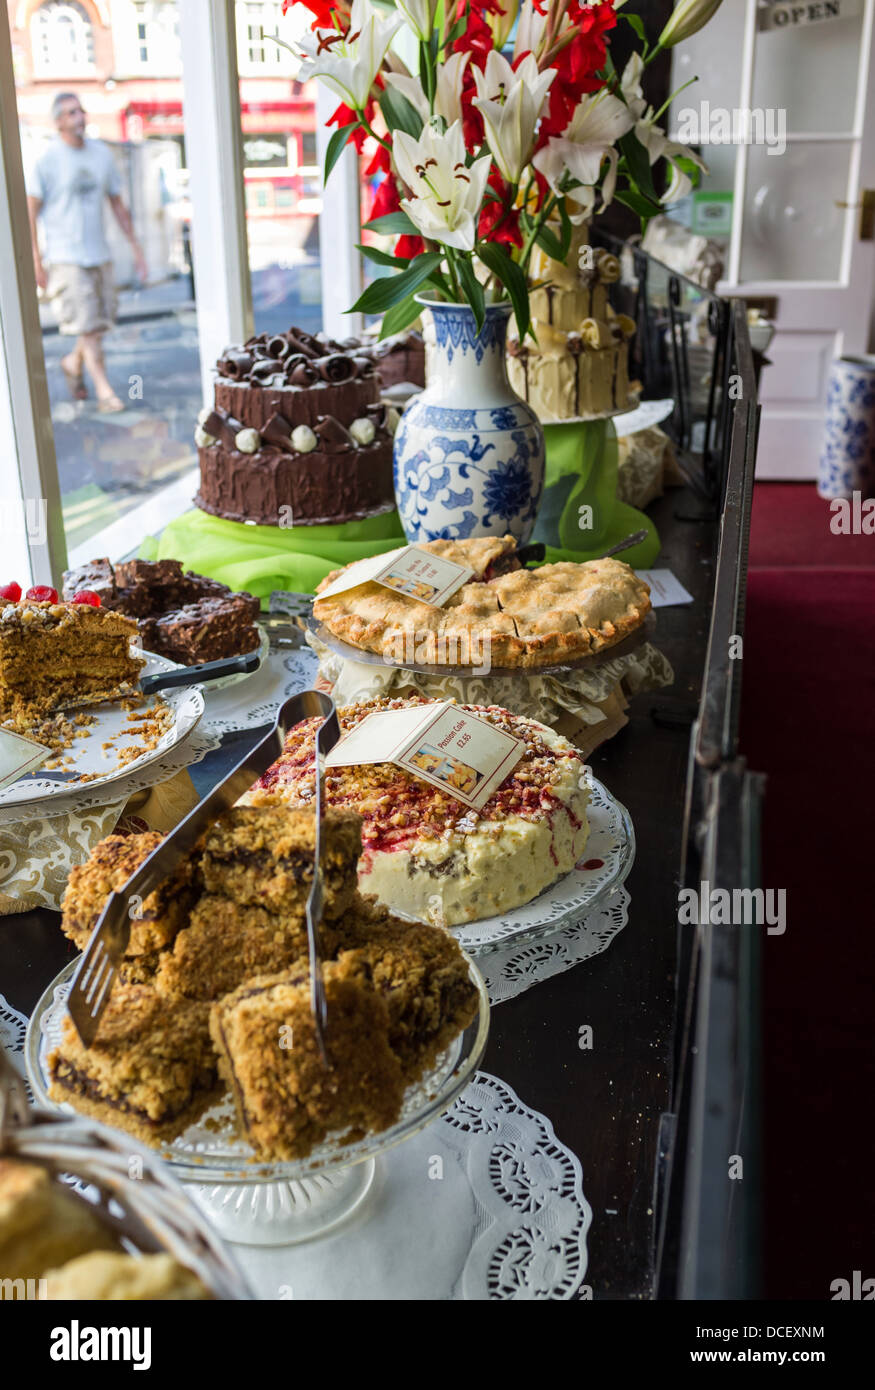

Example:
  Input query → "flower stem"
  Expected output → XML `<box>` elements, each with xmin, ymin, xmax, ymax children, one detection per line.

<box><xmin>357</xmin><ymin>112</ymin><xmax>391</xmax><ymax>151</ymax></box>
<box><xmin>444</xmin><ymin>245</ymin><xmax>463</xmax><ymax>303</ymax></box>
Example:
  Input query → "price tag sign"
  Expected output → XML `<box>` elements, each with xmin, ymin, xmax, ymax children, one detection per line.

<box><xmin>325</xmin><ymin>700</ymin><xmax>525</xmax><ymax>810</ymax></box>
<box><xmin>317</xmin><ymin>546</ymin><xmax>473</xmax><ymax>608</ymax></box>
<box><xmin>0</xmin><ymin>728</ymin><xmax>50</xmax><ymax>790</ymax></box>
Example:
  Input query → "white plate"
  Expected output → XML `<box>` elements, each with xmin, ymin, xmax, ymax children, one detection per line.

<box><xmin>612</xmin><ymin>396</ymin><xmax>675</xmax><ymax>435</ymax></box>
<box><xmin>201</xmin><ymin>625</ymin><xmax>270</xmax><ymax>694</ymax></box>
<box><xmin>0</xmin><ymin>651</ymin><xmax>204</xmax><ymax>808</ymax></box>
<box><xmin>449</xmin><ymin>773</ymin><xmax>634</xmax><ymax>955</ymax></box>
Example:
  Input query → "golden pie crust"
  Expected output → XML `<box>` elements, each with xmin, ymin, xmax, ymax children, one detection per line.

<box><xmin>313</xmin><ymin>537</ymin><xmax>651</xmax><ymax>669</ymax></box>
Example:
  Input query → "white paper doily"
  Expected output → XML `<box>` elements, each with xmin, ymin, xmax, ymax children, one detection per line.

<box><xmin>0</xmin><ymin>992</ymin><xmax>27</xmax><ymax>1078</ymax></box>
<box><xmin>477</xmin><ymin>886</ymin><xmax>629</xmax><ymax>1003</ymax></box>
<box><xmin>0</xmin><ymin>727</ymin><xmax>221</xmax><ymax>826</ymax></box>
<box><xmin>223</xmin><ymin>1071</ymin><xmax>592</xmax><ymax>1300</ymax></box>
<box><xmin>200</xmin><ymin>647</ymin><xmax>320</xmax><ymax>735</ymax></box>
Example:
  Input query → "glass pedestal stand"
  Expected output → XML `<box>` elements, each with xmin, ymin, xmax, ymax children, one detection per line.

<box><xmin>532</xmin><ymin>417</ymin><xmax>661</xmax><ymax>567</ymax></box>
<box><xmin>187</xmin><ymin>1162</ymin><xmax>377</xmax><ymax>1247</ymax></box>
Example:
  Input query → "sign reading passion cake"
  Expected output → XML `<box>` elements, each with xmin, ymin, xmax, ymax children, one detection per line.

<box><xmin>194</xmin><ymin>327</ymin><xmax>401</xmax><ymax>526</ymax></box>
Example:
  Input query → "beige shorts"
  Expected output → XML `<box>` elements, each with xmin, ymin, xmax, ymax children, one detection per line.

<box><xmin>47</xmin><ymin>262</ymin><xmax>117</xmax><ymax>336</ymax></box>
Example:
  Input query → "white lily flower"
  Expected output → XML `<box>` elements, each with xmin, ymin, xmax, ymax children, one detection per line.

<box><xmin>297</xmin><ymin>0</ymin><xmax>403</xmax><ymax>111</ymax></box>
<box><xmin>393</xmin><ymin>120</ymin><xmax>491</xmax><ymax>252</ymax></box>
<box><xmin>658</xmin><ymin>0</ymin><xmax>724</xmax><ymax>47</ymax></box>
<box><xmin>472</xmin><ymin>51</ymin><xmax>554</xmax><ymax>186</ymax></box>
<box><xmin>513</xmin><ymin>0</ymin><xmax>549</xmax><ymax>61</ymax></box>
<box><xmin>620</xmin><ymin>52</ymin><xmax>647</xmax><ymax>120</ymax></box>
<box><xmin>659</xmin><ymin>141</ymin><xmax>708</xmax><ymax>203</ymax></box>
<box><xmin>385</xmin><ymin>50</ymin><xmax>469</xmax><ymax>126</ymax></box>
<box><xmin>394</xmin><ymin>0</ymin><xmax>439</xmax><ymax>44</ymax></box>
<box><xmin>532</xmin><ymin>89</ymin><xmax>634</xmax><ymax>206</ymax></box>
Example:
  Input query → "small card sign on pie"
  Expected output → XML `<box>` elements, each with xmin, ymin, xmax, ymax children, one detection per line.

<box><xmin>325</xmin><ymin>701</ymin><xmax>525</xmax><ymax>810</ymax></box>
<box><xmin>318</xmin><ymin>546</ymin><xmax>473</xmax><ymax>608</ymax></box>
<box><xmin>0</xmin><ymin>728</ymin><xmax>50</xmax><ymax>790</ymax></box>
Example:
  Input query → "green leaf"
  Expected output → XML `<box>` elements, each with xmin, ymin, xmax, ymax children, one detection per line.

<box><xmin>358</xmin><ymin>242</ymin><xmax>411</xmax><ymax>270</ymax></box>
<box><xmin>619</xmin><ymin>130</ymin><xmax>659</xmax><ymax>205</ymax></box>
<box><xmin>365</xmin><ymin>210</ymin><xmax>420</xmax><ymax>237</ymax></box>
<box><xmin>534</xmin><ymin>221</ymin><xmax>565</xmax><ymax>261</ymax></box>
<box><xmin>324</xmin><ymin>123</ymin><xmax>357</xmax><ymax>183</ymax></box>
<box><xmin>379</xmin><ymin>292</ymin><xmax>426</xmax><ymax>339</ymax></box>
<box><xmin>378</xmin><ymin>85</ymin><xmax>423</xmax><ymax>140</ymax></box>
<box><xmin>557</xmin><ymin>199</ymin><xmax>573</xmax><ymax>263</ymax></box>
<box><xmin>456</xmin><ymin>256</ymin><xmax>485</xmax><ymax>334</ymax></box>
<box><xmin>674</xmin><ymin>154</ymin><xmax>704</xmax><ymax>189</ymax></box>
<box><xmin>619</xmin><ymin>12</ymin><xmax>646</xmax><ymax>43</ymax></box>
<box><xmin>349</xmin><ymin>251</ymin><xmax>444</xmax><ymax>315</ymax></box>
<box><xmin>614</xmin><ymin>189</ymin><xmax>662</xmax><ymax>228</ymax></box>
<box><xmin>476</xmin><ymin>242</ymin><xmax>530</xmax><ymax>342</ymax></box>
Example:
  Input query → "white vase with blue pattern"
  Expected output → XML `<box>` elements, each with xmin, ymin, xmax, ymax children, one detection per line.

<box><xmin>393</xmin><ymin>299</ymin><xmax>545</xmax><ymax>544</ymax></box>
<box><xmin>819</xmin><ymin>355</ymin><xmax>875</xmax><ymax>499</ymax></box>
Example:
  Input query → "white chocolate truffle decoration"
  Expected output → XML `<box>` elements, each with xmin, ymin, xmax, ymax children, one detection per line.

<box><xmin>349</xmin><ymin>417</ymin><xmax>376</xmax><ymax>447</ymax></box>
<box><xmin>291</xmin><ymin>424</ymin><xmax>318</xmax><ymax>453</ymax></box>
<box><xmin>195</xmin><ymin>425</ymin><xmax>216</xmax><ymax>447</ymax></box>
<box><xmin>235</xmin><ymin>427</ymin><xmax>261</xmax><ymax>453</ymax></box>
<box><xmin>385</xmin><ymin>407</ymin><xmax>401</xmax><ymax>436</ymax></box>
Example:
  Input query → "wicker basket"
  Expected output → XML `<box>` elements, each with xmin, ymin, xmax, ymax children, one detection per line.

<box><xmin>0</xmin><ymin>1054</ymin><xmax>252</xmax><ymax>1299</ymax></box>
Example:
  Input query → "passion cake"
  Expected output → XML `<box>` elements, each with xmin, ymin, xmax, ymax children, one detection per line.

<box><xmin>240</xmin><ymin>696</ymin><xmax>591</xmax><ymax>927</ymax></box>
<box><xmin>507</xmin><ymin>225</ymin><xmax>638</xmax><ymax>421</ymax></box>
<box><xmin>313</xmin><ymin>534</ymin><xmax>652</xmax><ymax>669</ymax></box>
<box><xmin>0</xmin><ymin>593</ymin><xmax>143</xmax><ymax>721</ymax></box>
<box><xmin>194</xmin><ymin>326</ymin><xmax>400</xmax><ymax>526</ymax></box>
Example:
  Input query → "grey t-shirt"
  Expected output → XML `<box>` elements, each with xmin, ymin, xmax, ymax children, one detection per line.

<box><xmin>26</xmin><ymin>138</ymin><xmax>122</xmax><ymax>267</ymax></box>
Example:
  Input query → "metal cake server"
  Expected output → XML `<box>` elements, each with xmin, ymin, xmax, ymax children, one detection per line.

<box><xmin>67</xmin><ymin>690</ymin><xmax>340</xmax><ymax>1061</ymax></box>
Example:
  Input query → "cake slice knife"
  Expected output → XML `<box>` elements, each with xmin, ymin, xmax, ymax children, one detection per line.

<box><xmin>67</xmin><ymin>690</ymin><xmax>340</xmax><ymax>1061</ymax></box>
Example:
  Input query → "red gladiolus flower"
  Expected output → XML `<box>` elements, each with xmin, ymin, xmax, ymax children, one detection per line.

<box><xmin>369</xmin><ymin>173</ymin><xmax>402</xmax><ymax>223</ymax></box>
<box><xmin>283</xmin><ymin>0</ymin><xmax>347</xmax><ymax>31</ymax></box>
<box><xmin>396</xmin><ymin>234</ymin><xmax>425</xmax><ymax>260</ymax></box>
<box><xmin>479</xmin><ymin>170</ymin><xmax>523</xmax><ymax>249</ymax></box>
<box><xmin>541</xmin><ymin>1</ymin><xmax>617</xmax><ymax>139</ymax></box>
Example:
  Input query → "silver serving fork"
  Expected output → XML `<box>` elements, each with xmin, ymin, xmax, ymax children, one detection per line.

<box><xmin>67</xmin><ymin>690</ymin><xmax>340</xmax><ymax>1061</ymax></box>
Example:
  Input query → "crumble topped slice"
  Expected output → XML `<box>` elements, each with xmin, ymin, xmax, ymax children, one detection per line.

<box><xmin>209</xmin><ymin>959</ymin><xmax>405</xmax><ymax>1161</ymax></box>
<box><xmin>60</xmin><ymin>831</ymin><xmax>201</xmax><ymax>958</ymax></box>
<box><xmin>48</xmin><ymin>984</ymin><xmax>221</xmax><ymax>1146</ymax></box>
<box><xmin>155</xmin><ymin>894</ymin><xmax>341</xmax><ymax>1002</ymax></box>
<box><xmin>201</xmin><ymin>805</ymin><xmax>361</xmax><ymax>919</ymax></box>
<box><xmin>240</xmin><ymin>696</ymin><xmax>590</xmax><ymax>927</ymax></box>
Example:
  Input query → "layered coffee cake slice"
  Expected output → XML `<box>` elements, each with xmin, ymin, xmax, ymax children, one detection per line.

<box><xmin>0</xmin><ymin>599</ymin><xmax>143</xmax><ymax>720</ymax></box>
<box><xmin>48</xmin><ymin>984</ymin><xmax>221</xmax><ymax>1145</ymax></box>
<box><xmin>201</xmin><ymin>806</ymin><xmax>361</xmax><ymax>919</ymax></box>
<box><xmin>209</xmin><ymin>960</ymin><xmax>405</xmax><ymax>1161</ymax></box>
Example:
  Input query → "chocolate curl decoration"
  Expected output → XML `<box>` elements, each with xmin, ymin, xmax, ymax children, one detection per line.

<box><xmin>245</xmin><ymin>334</ymin><xmax>269</xmax><ymax>350</ymax></box>
<box><xmin>287</xmin><ymin>357</ymin><xmax>319</xmax><ymax>386</ymax></box>
<box><xmin>286</xmin><ymin>331</ymin><xmax>320</xmax><ymax>358</ymax></box>
<box><xmin>339</xmin><ymin>336</ymin><xmax>364</xmax><ymax>351</ymax></box>
<box><xmin>314</xmin><ymin>415</ymin><xmax>353</xmax><ymax>452</ymax></box>
<box><xmin>250</xmin><ymin>357</ymin><xmax>284</xmax><ymax>383</ymax></box>
<box><xmin>313</xmin><ymin>354</ymin><xmax>355</xmax><ymax>383</ymax></box>
<box><xmin>261</xmin><ymin>412</ymin><xmax>294</xmax><ymax>449</ymax></box>
<box><xmin>217</xmin><ymin>350</ymin><xmax>254</xmax><ymax>379</ymax></box>
<box><xmin>201</xmin><ymin>409</ymin><xmax>228</xmax><ymax>437</ymax></box>
<box><xmin>351</xmin><ymin>356</ymin><xmax>376</xmax><ymax>378</ymax></box>
<box><xmin>267</xmin><ymin>334</ymin><xmax>291</xmax><ymax>359</ymax></box>
<box><xmin>366</xmin><ymin>402</ymin><xmax>388</xmax><ymax>429</ymax></box>
<box><xmin>219</xmin><ymin>413</ymin><xmax>246</xmax><ymax>449</ymax></box>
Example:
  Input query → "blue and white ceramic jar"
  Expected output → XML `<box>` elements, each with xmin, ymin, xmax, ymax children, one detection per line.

<box><xmin>393</xmin><ymin>299</ymin><xmax>545</xmax><ymax>544</ymax></box>
<box><xmin>819</xmin><ymin>355</ymin><xmax>875</xmax><ymax>499</ymax></box>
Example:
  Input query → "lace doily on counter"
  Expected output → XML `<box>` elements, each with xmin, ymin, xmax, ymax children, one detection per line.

<box><xmin>477</xmin><ymin>886</ymin><xmax>629</xmax><ymax>1003</ymax></box>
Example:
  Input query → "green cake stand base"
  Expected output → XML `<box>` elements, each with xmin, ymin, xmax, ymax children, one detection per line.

<box><xmin>532</xmin><ymin>418</ymin><xmax>661</xmax><ymax>568</ymax></box>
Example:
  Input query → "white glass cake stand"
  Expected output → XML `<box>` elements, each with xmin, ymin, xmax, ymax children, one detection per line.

<box><xmin>26</xmin><ymin>960</ymin><xmax>490</xmax><ymax>1247</ymax></box>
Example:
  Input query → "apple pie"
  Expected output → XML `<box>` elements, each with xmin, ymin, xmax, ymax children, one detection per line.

<box><xmin>312</xmin><ymin>536</ymin><xmax>651</xmax><ymax>669</ymax></box>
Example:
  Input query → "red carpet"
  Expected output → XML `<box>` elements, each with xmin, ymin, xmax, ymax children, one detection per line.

<box><xmin>740</xmin><ymin>483</ymin><xmax>875</xmax><ymax>1299</ymax></box>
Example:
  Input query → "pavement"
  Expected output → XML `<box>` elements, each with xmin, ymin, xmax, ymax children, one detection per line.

<box><xmin>42</xmin><ymin>263</ymin><xmax>324</xmax><ymax>552</ymax></box>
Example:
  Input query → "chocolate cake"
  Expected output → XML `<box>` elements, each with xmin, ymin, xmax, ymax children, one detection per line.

<box><xmin>367</xmin><ymin>330</ymin><xmax>425</xmax><ymax>390</ymax></box>
<box><xmin>193</xmin><ymin>326</ymin><xmax>400</xmax><ymax>527</ymax></box>
<box><xmin>61</xmin><ymin>558</ymin><xmax>261</xmax><ymax>666</ymax></box>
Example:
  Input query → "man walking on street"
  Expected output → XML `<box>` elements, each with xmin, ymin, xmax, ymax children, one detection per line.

<box><xmin>27</xmin><ymin>92</ymin><xmax>147</xmax><ymax>412</ymax></box>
